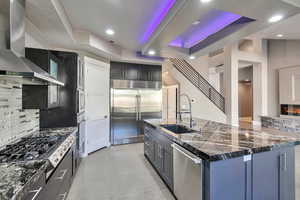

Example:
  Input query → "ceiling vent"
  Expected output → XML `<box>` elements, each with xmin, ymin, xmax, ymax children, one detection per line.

<box><xmin>282</xmin><ymin>0</ymin><xmax>300</xmax><ymax>8</ymax></box>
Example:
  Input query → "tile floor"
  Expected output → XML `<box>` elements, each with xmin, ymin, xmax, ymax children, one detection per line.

<box><xmin>67</xmin><ymin>143</ymin><xmax>300</xmax><ymax>200</ymax></box>
<box><xmin>67</xmin><ymin>143</ymin><xmax>175</xmax><ymax>200</ymax></box>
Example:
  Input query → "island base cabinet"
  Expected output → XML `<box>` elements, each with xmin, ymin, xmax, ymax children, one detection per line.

<box><xmin>252</xmin><ymin>147</ymin><xmax>295</xmax><ymax>200</ymax></box>
<box><xmin>206</xmin><ymin>147</ymin><xmax>295</xmax><ymax>200</ymax></box>
<box><xmin>206</xmin><ymin>156</ymin><xmax>250</xmax><ymax>200</ymax></box>
<box><xmin>144</xmin><ymin>124</ymin><xmax>173</xmax><ymax>191</ymax></box>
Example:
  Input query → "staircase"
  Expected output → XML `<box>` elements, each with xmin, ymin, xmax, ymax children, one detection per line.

<box><xmin>169</xmin><ymin>58</ymin><xmax>225</xmax><ymax>113</ymax></box>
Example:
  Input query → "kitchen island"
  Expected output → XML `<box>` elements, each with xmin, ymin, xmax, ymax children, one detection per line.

<box><xmin>144</xmin><ymin>118</ymin><xmax>300</xmax><ymax>200</ymax></box>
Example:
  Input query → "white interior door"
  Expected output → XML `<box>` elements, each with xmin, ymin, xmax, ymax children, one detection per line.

<box><xmin>84</xmin><ymin>57</ymin><xmax>110</xmax><ymax>154</ymax></box>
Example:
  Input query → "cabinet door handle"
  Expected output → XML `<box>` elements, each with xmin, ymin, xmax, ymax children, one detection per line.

<box><xmin>28</xmin><ymin>187</ymin><xmax>43</xmax><ymax>200</ymax></box>
<box><xmin>282</xmin><ymin>153</ymin><xmax>287</xmax><ymax>171</ymax></box>
<box><xmin>55</xmin><ymin>169</ymin><xmax>68</xmax><ymax>180</ymax></box>
<box><xmin>58</xmin><ymin>192</ymin><xmax>67</xmax><ymax>200</ymax></box>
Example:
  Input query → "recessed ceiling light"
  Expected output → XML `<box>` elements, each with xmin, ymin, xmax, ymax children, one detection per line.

<box><xmin>148</xmin><ymin>50</ymin><xmax>156</xmax><ymax>56</ymax></box>
<box><xmin>276</xmin><ymin>34</ymin><xmax>283</xmax><ymax>38</ymax></box>
<box><xmin>201</xmin><ymin>0</ymin><xmax>212</xmax><ymax>3</ymax></box>
<box><xmin>268</xmin><ymin>15</ymin><xmax>283</xmax><ymax>23</ymax></box>
<box><xmin>106</xmin><ymin>29</ymin><xmax>115</xmax><ymax>35</ymax></box>
<box><xmin>192</xmin><ymin>20</ymin><xmax>201</xmax><ymax>25</ymax></box>
<box><xmin>189</xmin><ymin>55</ymin><xmax>196</xmax><ymax>60</ymax></box>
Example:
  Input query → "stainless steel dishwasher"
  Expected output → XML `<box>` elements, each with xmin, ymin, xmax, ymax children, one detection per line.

<box><xmin>172</xmin><ymin>143</ymin><xmax>203</xmax><ymax>200</ymax></box>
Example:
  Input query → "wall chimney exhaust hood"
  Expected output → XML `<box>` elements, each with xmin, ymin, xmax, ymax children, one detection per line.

<box><xmin>0</xmin><ymin>0</ymin><xmax>64</xmax><ymax>86</ymax></box>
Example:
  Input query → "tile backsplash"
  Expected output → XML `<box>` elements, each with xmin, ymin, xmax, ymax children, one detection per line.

<box><xmin>261</xmin><ymin>116</ymin><xmax>300</xmax><ymax>133</ymax></box>
<box><xmin>0</xmin><ymin>79</ymin><xmax>39</xmax><ymax>147</ymax></box>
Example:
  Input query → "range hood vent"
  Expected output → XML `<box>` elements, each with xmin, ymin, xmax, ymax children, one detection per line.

<box><xmin>0</xmin><ymin>0</ymin><xmax>64</xmax><ymax>86</ymax></box>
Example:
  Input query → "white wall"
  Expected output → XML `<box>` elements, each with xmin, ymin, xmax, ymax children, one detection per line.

<box><xmin>186</xmin><ymin>56</ymin><xmax>209</xmax><ymax>79</ymax></box>
<box><xmin>224</xmin><ymin>40</ymin><xmax>268</xmax><ymax>125</ymax></box>
<box><xmin>163</xmin><ymin>61</ymin><xmax>227</xmax><ymax>124</ymax></box>
<box><xmin>268</xmin><ymin>40</ymin><xmax>300</xmax><ymax>116</ymax></box>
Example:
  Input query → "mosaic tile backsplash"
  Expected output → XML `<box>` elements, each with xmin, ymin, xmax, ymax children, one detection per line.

<box><xmin>261</xmin><ymin>116</ymin><xmax>300</xmax><ymax>133</ymax></box>
<box><xmin>0</xmin><ymin>79</ymin><xmax>39</xmax><ymax>147</ymax></box>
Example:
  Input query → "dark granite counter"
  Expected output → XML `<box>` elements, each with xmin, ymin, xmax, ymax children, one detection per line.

<box><xmin>35</xmin><ymin>127</ymin><xmax>78</xmax><ymax>137</ymax></box>
<box><xmin>144</xmin><ymin>118</ymin><xmax>300</xmax><ymax>161</ymax></box>
<box><xmin>0</xmin><ymin>161</ymin><xmax>48</xmax><ymax>200</ymax></box>
<box><xmin>0</xmin><ymin>127</ymin><xmax>78</xmax><ymax>200</ymax></box>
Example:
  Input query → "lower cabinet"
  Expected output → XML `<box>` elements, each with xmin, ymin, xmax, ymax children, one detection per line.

<box><xmin>252</xmin><ymin>147</ymin><xmax>295</xmax><ymax>200</ymax></box>
<box><xmin>208</xmin><ymin>146</ymin><xmax>295</xmax><ymax>200</ymax></box>
<box><xmin>144</xmin><ymin>124</ymin><xmax>173</xmax><ymax>191</ymax></box>
<box><xmin>23</xmin><ymin>173</ymin><xmax>46</xmax><ymax>200</ymax></box>
<box><xmin>42</xmin><ymin>148</ymin><xmax>74</xmax><ymax>200</ymax></box>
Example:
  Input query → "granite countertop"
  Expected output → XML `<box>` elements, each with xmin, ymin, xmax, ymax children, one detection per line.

<box><xmin>0</xmin><ymin>161</ymin><xmax>48</xmax><ymax>200</ymax></box>
<box><xmin>145</xmin><ymin>118</ymin><xmax>300</xmax><ymax>161</ymax></box>
<box><xmin>36</xmin><ymin>127</ymin><xmax>78</xmax><ymax>137</ymax></box>
<box><xmin>0</xmin><ymin>127</ymin><xmax>78</xmax><ymax>200</ymax></box>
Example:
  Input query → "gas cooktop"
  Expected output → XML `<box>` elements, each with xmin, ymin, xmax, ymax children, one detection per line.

<box><xmin>0</xmin><ymin>136</ymin><xmax>63</xmax><ymax>163</ymax></box>
<box><xmin>0</xmin><ymin>134</ymin><xmax>75</xmax><ymax>167</ymax></box>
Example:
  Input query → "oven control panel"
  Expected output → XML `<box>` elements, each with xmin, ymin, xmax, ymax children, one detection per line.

<box><xmin>49</xmin><ymin>135</ymin><xmax>75</xmax><ymax>167</ymax></box>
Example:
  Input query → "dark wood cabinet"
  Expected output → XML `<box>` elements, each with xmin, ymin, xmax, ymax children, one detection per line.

<box><xmin>144</xmin><ymin>124</ymin><xmax>173</xmax><ymax>191</ymax></box>
<box><xmin>24</xmin><ymin>48</ymin><xmax>80</xmax><ymax>128</ymax></box>
<box><xmin>125</xmin><ymin>64</ymin><xmax>139</xmax><ymax>80</ymax></box>
<box><xmin>42</xmin><ymin>148</ymin><xmax>73</xmax><ymax>200</ymax></box>
<box><xmin>23</xmin><ymin>172</ymin><xmax>46</xmax><ymax>200</ymax></box>
<box><xmin>23</xmin><ymin>48</ymin><xmax>63</xmax><ymax>110</ymax></box>
<box><xmin>110</xmin><ymin>62</ymin><xmax>124</xmax><ymax>80</ymax></box>
<box><xmin>25</xmin><ymin>48</ymin><xmax>58</xmax><ymax>75</ymax></box>
<box><xmin>110</xmin><ymin>62</ymin><xmax>162</xmax><ymax>81</ymax></box>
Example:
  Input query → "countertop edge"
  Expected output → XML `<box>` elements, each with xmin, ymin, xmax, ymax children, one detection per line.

<box><xmin>144</xmin><ymin>120</ymin><xmax>300</xmax><ymax>162</ymax></box>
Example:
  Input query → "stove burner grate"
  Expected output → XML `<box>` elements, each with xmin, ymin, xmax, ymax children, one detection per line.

<box><xmin>0</xmin><ymin>136</ymin><xmax>63</xmax><ymax>163</ymax></box>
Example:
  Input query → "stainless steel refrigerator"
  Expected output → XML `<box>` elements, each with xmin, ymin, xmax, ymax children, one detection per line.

<box><xmin>111</xmin><ymin>80</ymin><xmax>162</xmax><ymax>145</ymax></box>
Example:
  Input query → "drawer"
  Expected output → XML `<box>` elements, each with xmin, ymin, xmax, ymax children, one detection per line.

<box><xmin>23</xmin><ymin>173</ymin><xmax>46</xmax><ymax>200</ymax></box>
<box><xmin>43</xmin><ymin>150</ymin><xmax>73</xmax><ymax>200</ymax></box>
<box><xmin>56</xmin><ymin>169</ymin><xmax>72</xmax><ymax>200</ymax></box>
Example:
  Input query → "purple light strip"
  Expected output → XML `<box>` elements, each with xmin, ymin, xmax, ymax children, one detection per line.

<box><xmin>169</xmin><ymin>10</ymin><xmax>242</xmax><ymax>48</ymax></box>
<box><xmin>141</xmin><ymin>0</ymin><xmax>176</xmax><ymax>44</ymax></box>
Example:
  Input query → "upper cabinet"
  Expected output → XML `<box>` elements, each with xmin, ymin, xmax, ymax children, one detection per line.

<box><xmin>25</xmin><ymin>48</ymin><xmax>60</xmax><ymax>77</ymax></box>
<box><xmin>24</xmin><ymin>48</ymin><xmax>62</xmax><ymax>109</ymax></box>
<box><xmin>279</xmin><ymin>66</ymin><xmax>300</xmax><ymax>105</ymax></box>
<box><xmin>110</xmin><ymin>62</ymin><xmax>162</xmax><ymax>82</ymax></box>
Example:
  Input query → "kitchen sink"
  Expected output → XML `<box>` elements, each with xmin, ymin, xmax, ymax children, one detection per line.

<box><xmin>160</xmin><ymin>124</ymin><xmax>196</xmax><ymax>134</ymax></box>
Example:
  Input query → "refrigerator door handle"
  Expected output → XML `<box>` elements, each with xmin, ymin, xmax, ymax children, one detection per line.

<box><xmin>136</xmin><ymin>95</ymin><xmax>139</xmax><ymax>121</ymax></box>
<box><xmin>138</xmin><ymin>95</ymin><xmax>142</xmax><ymax>120</ymax></box>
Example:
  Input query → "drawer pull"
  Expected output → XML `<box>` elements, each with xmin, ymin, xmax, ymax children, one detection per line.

<box><xmin>58</xmin><ymin>192</ymin><xmax>67</xmax><ymax>200</ymax></box>
<box><xmin>55</xmin><ymin>169</ymin><xmax>68</xmax><ymax>180</ymax></box>
<box><xmin>28</xmin><ymin>187</ymin><xmax>43</xmax><ymax>200</ymax></box>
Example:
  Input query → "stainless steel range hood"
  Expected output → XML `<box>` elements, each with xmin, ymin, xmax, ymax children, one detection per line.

<box><xmin>0</xmin><ymin>0</ymin><xmax>64</xmax><ymax>86</ymax></box>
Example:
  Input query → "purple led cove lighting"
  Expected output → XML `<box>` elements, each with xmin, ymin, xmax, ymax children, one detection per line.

<box><xmin>141</xmin><ymin>0</ymin><xmax>176</xmax><ymax>44</ymax></box>
<box><xmin>169</xmin><ymin>10</ymin><xmax>242</xmax><ymax>48</ymax></box>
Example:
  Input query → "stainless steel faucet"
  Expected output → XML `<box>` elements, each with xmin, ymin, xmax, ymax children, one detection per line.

<box><xmin>178</xmin><ymin>94</ymin><xmax>193</xmax><ymax>128</ymax></box>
